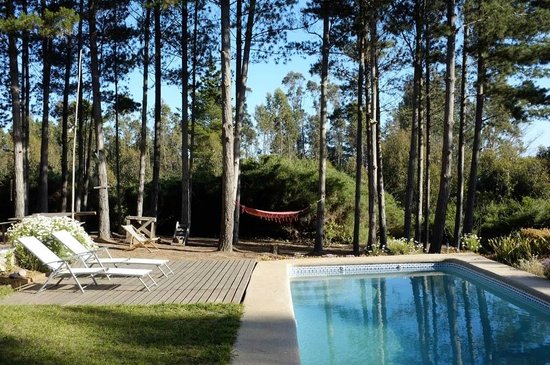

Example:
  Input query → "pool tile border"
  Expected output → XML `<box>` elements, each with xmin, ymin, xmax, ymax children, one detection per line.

<box><xmin>290</xmin><ymin>262</ymin><xmax>550</xmax><ymax>311</ymax></box>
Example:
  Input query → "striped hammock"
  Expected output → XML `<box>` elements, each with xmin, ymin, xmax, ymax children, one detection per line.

<box><xmin>239</xmin><ymin>204</ymin><xmax>308</xmax><ymax>223</ymax></box>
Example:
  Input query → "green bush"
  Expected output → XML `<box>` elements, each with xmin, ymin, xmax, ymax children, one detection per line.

<box><xmin>238</xmin><ymin>155</ymin><xmax>404</xmax><ymax>244</ymax></box>
<box><xmin>461</xmin><ymin>233</ymin><xmax>481</xmax><ymax>253</ymax></box>
<box><xmin>386</xmin><ymin>237</ymin><xmax>419</xmax><ymax>255</ymax></box>
<box><xmin>8</xmin><ymin>215</ymin><xmax>97</xmax><ymax>271</ymax></box>
<box><xmin>478</xmin><ymin>197</ymin><xmax>550</xmax><ymax>239</ymax></box>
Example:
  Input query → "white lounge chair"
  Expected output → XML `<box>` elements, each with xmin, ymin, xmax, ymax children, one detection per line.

<box><xmin>122</xmin><ymin>224</ymin><xmax>160</xmax><ymax>252</ymax></box>
<box><xmin>53</xmin><ymin>230</ymin><xmax>174</xmax><ymax>277</ymax></box>
<box><xmin>17</xmin><ymin>236</ymin><xmax>157</xmax><ymax>293</ymax></box>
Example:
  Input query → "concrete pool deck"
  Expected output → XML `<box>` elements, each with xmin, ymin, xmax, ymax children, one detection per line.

<box><xmin>232</xmin><ymin>253</ymin><xmax>550</xmax><ymax>364</ymax></box>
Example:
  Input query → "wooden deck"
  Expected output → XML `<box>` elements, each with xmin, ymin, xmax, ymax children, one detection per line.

<box><xmin>0</xmin><ymin>259</ymin><xmax>256</xmax><ymax>306</ymax></box>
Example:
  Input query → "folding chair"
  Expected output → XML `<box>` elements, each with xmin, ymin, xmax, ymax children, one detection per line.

<box><xmin>122</xmin><ymin>225</ymin><xmax>160</xmax><ymax>252</ymax></box>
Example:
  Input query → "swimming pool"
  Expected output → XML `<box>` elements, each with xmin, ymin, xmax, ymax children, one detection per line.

<box><xmin>290</xmin><ymin>263</ymin><xmax>550</xmax><ymax>365</ymax></box>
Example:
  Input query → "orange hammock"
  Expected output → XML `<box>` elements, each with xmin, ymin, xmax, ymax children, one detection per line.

<box><xmin>239</xmin><ymin>204</ymin><xmax>309</xmax><ymax>223</ymax></box>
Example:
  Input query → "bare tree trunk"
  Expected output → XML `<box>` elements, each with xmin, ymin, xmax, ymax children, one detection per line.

<box><xmin>151</xmin><ymin>2</ymin><xmax>162</xmax><ymax>217</ymax></box>
<box><xmin>233</xmin><ymin>0</ymin><xmax>256</xmax><ymax>246</ymax></box>
<box><xmin>415</xmin><ymin>78</ymin><xmax>424</xmax><ymax>244</ymax></box>
<box><xmin>453</xmin><ymin>25</ymin><xmax>469</xmax><ymax>248</ymax></box>
<box><xmin>137</xmin><ymin>0</ymin><xmax>151</xmax><ymax>217</ymax></box>
<box><xmin>7</xmin><ymin>0</ymin><xmax>25</xmax><ymax>218</ymax></box>
<box><xmin>314</xmin><ymin>8</ymin><xmax>330</xmax><ymax>254</ymax></box>
<box><xmin>75</xmin><ymin>0</ymin><xmax>85</xmax><ymax>212</ymax></box>
<box><xmin>114</xmin><ymin>54</ymin><xmax>121</xmax><ymax>226</ymax></box>
<box><xmin>218</xmin><ymin>0</ymin><xmax>236</xmax><ymax>252</ymax></box>
<box><xmin>89</xmin><ymin>0</ymin><xmax>111</xmax><ymax>240</ymax></box>
<box><xmin>353</xmin><ymin>25</ymin><xmax>365</xmax><ymax>255</ymax></box>
<box><xmin>21</xmin><ymin>0</ymin><xmax>30</xmax><ymax>215</ymax></box>
<box><xmin>189</xmin><ymin>0</ymin><xmax>199</xmax><ymax>227</ymax></box>
<box><xmin>430</xmin><ymin>0</ymin><xmax>456</xmax><ymax>253</ymax></box>
<box><xmin>423</xmin><ymin>20</ymin><xmax>432</xmax><ymax>251</ymax></box>
<box><xmin>374</xmin><ymin>45</ymin><xmax>387</xmax><ymax>249</ymax></box>
<box><xmin>61</xmin><ymin>35</ymin><xmax>73</xmax><ymax>212</ymax></box>
<box><xmin>367</xmin><ymin>16</ymin><xmax>378</xmax><ymax>251</ymax></box>
<box><xmin>232</xmin><ymin>0</ymin><xmax>243</xmax><ymax>246</ymax></box>
<box><xmin>181</xmin><ymin>0</ymin><xmax>190</xmax><ymax>228</ymax></box>
<box><xmin>404</xmin><ymin>0</ymin><xmax>422</xmax><ymax>241</ymax></box>
<box><xmin>464</xmin><ymin>27</ymin><xmax>485</xmax><ymax>235</ymax></box>
<box><xmin>82</xmin><ymin>118</ymin><xmax>93</xmax><ymax>211</ymax></box>
<box><xmin>39</xmin><ymin>1</ymin><xmax>51</xmax><ymax>212</ymax></box>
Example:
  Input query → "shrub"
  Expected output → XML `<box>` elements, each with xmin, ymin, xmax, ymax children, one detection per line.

<box><xmin>515</xmin><ymin>258</ymin><xmax>546</xmax><ymax>278</ymax></box>
<box><xmin>7</xmin><ymin>215</ymin><xmax>96</xmax><ymax>271</ymax></box>
<box><xmin>461</xmin><ymin>233</ymin><xmax>481</xmax><ymax>253</ymax></box>
<box><xmin>386</xmin><ymin>237</ymin><xmax>419</xmax><ymax>255</ymax></box>
<box><xmin>486</xmin><ymin>233</ymin><xmax>533</xmax><ymax>266</ymax></box>
<box><xmin>542</xmin><ymin>258</ymin><xmax>550</xmax><ymax>279</ymax></box>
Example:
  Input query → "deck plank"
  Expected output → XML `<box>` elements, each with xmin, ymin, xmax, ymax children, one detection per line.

<box><xmin>0</xmin><ymin>259</ymin><xmax>256</xmax><ymax>306</ymax></box>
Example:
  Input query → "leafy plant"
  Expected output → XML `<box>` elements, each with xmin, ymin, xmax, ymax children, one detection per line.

<box><xmin>8</xmin><ymin>215</ymin><xmax>97</xmax><ymax>271</ymax></box>
<box><xmin>486</xmin><ymin>233</ymin><xmax>533</xmax><ymax>266</ymax></box>
<box><xmin>386</xmin><ymin>237</ymin><xmax>419</xmax><ymax>255</ymax></box>
<box><xmin>515</xmin><ymin>258</ymin><xmax>546</xmax><ymax>278</ymax></box>
<box><xmin>461</xmin><ymin>233</ymin><xmax>481</xmax><ymax>253</ymax></box>
<box><xmin>542</xmin><ymin>258</ymin><xmax>550</xmax><ymax>279</ymax></box>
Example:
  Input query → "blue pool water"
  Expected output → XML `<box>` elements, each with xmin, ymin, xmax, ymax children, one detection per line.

<box><xmin>290</xmin><ymin>265</ymin><xmax>550</xmax><ymax>365</ymax></box>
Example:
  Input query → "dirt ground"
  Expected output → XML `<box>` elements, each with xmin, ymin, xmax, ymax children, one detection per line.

<box><xmin>99</xmin><ymin>235</ymin><xmax>359</xmax><ymax>261</ymax></box>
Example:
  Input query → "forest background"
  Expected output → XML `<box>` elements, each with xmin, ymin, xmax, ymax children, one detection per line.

<box><xmin>0</xmin><ymin>0</ymin><xmax>549</xmax><ymax>254</ymax></box>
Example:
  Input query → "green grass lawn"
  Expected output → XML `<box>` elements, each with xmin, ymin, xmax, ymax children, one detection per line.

<box><xmin>0</xmin><ymin>303</ymin><xmax>243</xmax><ymax>365</ymax></box>
<box><xmin>0</xmin><ymin>285</ymin><xmax>13</xmax><ymax>298</ymax></box>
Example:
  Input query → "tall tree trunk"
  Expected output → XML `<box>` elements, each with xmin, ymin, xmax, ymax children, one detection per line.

<box><xmin>423</xmin><ymin>19</ymin><xmax>432</xmax><ymax>251</ymax></box>
<box><xmin>453</xmin><ymin>25</ymin><xmax>469</xmax><ymax>248</ymax></box>
<box><xmin>430</xmin><ymin>0</ymin><xmax>456</xmax><ymax>253</ymax></box>
<box><xmin>39</xmin><ymin>1</ymin><xmax>52</xmax><ymax>212</ymax></box>
<box><xmin>415</xmin><ymin>78</ymin><xmax>424</xmax><ymax>244</ymax></box>
<box><xmin>314</xmin><ymin>7</ymin><xmax>330</xmax><ymax>254</ymax></box>
<box><xmin>353</xmin><ymin>26</ymin><xmax>365</xmax><ymax>255</ymax></box>
<box><xmin>7</xmin><ymin>1</ymin><xmax>25</xmax><ymax>218</ymax></box>
<box><xmin>189</xmin><ymin>0</ymin><xmax>199</xmax><ymax>226</ymax></box>
<box><xmin>21</xmin><ymin>0</ymin><xmax>30</xmax><ymax>215</ymax></box>
<box><xmin>404</xmin><ymin>0</ymin><xmax>422</xmax><ymax>241</ymax></box>
<box><xmin>218</xmin><ymin>0</ymin><xmax>235</xmax><ymax>251</ymax></box>
<box><xmin>89</xmin><ymin>0</ymin><xmax>111</xmax><ymax>240</ymax></box>
<box><xmin>75</xmin><ymin>0</ymin><xmax>85</xmax><ymax>212</ymax></box>
<box><xmin>61</xmin><ymin>35</ymin><xmax>73</xmax><ymax>212</ymax></box>
<box><xmin>464</xmin><ymin>24</ymin><xmax>485</xmax><ymax>235</ymax></box>
<box><xmin>137</xmin><ymin>0</ymin><xmax>151</xmax><ymax>217</ymax></box>
<box><xmin>233</xmin><ymin>0</ymin><xmax>256</xmax><ymax>246</ymax></box>
<box><xmin>114</xmin><ymin>28</ymin><xmax>121</xmax><ymax>227</ymax></box>
<box><xmin>82</xmin><ymin>117</ymin><xmax>93</xmax><ymax>211</ymax></box>
<box><xmin>232</xmin><ymin>0</ymin><xmax>242</xmax><ymax>247</ymax></box>
<box><xmin>181</xmin><ymin>0</ymin><xmax>190</xmax><ymax>228</ymax></box>
<box><xmin>151</xmin><ymin>1</ymin><xmax>162</xmax><ymax>217</ymax></box>
<box><xmin>367</xmin><ymin>17</ymin><xmax>378</xmax><ymax>251</ymax></box>
<box><xmin>375</xmin><ymin>44</ymin><xmax>387</xmax><ymax>249</ymax></box>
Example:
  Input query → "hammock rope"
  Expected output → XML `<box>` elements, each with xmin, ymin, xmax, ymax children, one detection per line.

<box><xmin>239</xmin><ymin>200</ymin><xmax>319</xmax><ymax>223</ymax></box>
